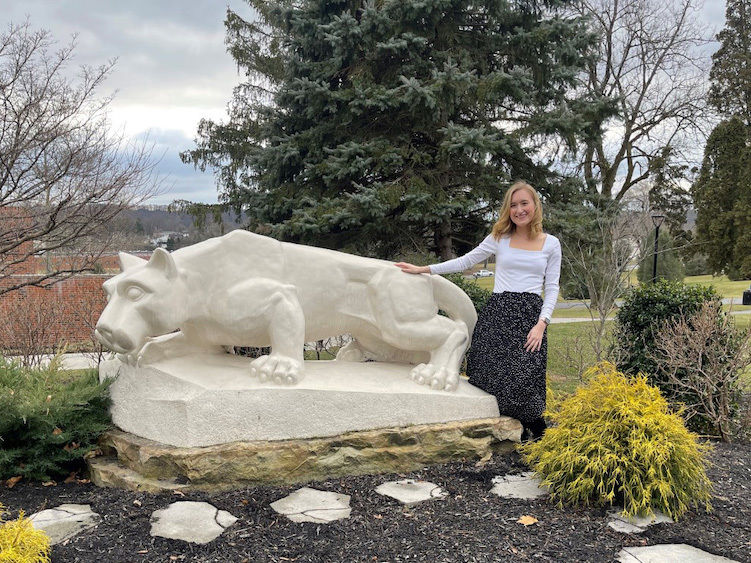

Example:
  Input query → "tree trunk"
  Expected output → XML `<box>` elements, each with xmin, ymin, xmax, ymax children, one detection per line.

<box><xmin>437</xmin><ymin>217</ymin><xmax>453</xmax><ymax>261</ymax></box>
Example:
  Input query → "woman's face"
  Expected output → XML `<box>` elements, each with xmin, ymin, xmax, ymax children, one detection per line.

<box><xmin>509</xmin><ymin>188</ymin><xmax>535</xmax><ymax>228</ymax></box>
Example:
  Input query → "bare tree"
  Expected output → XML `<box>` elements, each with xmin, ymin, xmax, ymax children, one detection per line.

<box><xmin>577</xmin><ymin>0</ymin><xmax>713</xmax><ymax>199</ymax></box>
<box><xmin>0</xmin><ymin>288</ymin><xmax>63</xmax><ymax>367</ymax></box>
<box><xmin>0</xmin><ymin>21</ymin><xmax>160</xmax><ymax>296</ymax></box>
<box><xmin>561</xmin><ymin>196</ymin><xmax>651</xmax><ymax>364</ymax></box>
<box><xmin>650</xmin><ymin>301</ymin><xmax>751</xmax><ymax>442</ymax></box>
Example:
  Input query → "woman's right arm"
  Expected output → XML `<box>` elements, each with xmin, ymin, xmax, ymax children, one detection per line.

<box><xmin>396</xmin><ymin>235</ymin><xmax>497</xmax><ymax>275</ymax></box>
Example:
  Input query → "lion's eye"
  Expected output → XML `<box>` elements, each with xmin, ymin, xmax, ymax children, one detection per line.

<box><xmin>125</xmin><ymin>286</ymin><xmax>145</xmax><ymax>301</ymax></box>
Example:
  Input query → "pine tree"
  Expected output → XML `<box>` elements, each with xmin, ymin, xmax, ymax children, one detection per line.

<box><xmin>182</xmin><ymin>0</ymin><xmax>608</xmax><ymax>259</ymax></box>
<box><xmin>694</xmin><ymin>1</ymin><xmax>751</xmax><ymax>279</ymax></box>
<box><xmin>692</xmin><ymin>117</ymin><xmax>751</xmax><ymax>279</ymax></box>
<box><xmin>708</xmin><ymin>0</ymin><xmax>751</xmax><ymax>125</ymax></box>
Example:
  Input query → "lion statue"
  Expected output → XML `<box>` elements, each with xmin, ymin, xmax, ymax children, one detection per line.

<box><xmin>95</xmin><ymin>230</ymin><xmax>476</xmax><ymax>392</ymax></box>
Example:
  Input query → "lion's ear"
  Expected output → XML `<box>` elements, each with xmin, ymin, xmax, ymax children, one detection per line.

<box><xmin>147</xmin><ymin>248</ymin><xmax>178</xmax><ymax>280</ymax></box>
<box><xmin>119</xmin><ymin>252</ymin><xmax>147</xmax><ymax>272</ymax></box>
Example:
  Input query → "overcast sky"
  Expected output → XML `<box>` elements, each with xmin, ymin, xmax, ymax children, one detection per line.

<box><xmin>3</xmin><ymin>1</ymin><xmax>727</xmax><ymax>205</ymax></box>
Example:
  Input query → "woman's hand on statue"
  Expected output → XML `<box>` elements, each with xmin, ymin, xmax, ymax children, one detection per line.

<box><xmin>524</xmin><ymin>321</ymin><xmax>546</xmax><ymax>353</ymax></box>
<box><xmin>394</xmin><ymin>262</ymin><xmax>430</xmax><ymax>274</ymax></box>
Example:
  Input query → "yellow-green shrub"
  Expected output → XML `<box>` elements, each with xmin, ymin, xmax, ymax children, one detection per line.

<box><xmin>521</xmin><ymin>362</ymin><xmax>712</xmax><ymax>520</ymax></box>
<box><xmin>0</xmin><ymin>503</ymin><xmax>50</xmax><ymax>563</ymax></box>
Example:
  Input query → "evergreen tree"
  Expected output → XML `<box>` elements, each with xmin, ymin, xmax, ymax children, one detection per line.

<box><xmin>182</xmin><ymin>0</ymin><xmax>608</xmax><ymax>259</ymax></box>
<box><xmin>692</xmin><ymin>117</ymin><xmax>751</xmax><ymax>279</ymax></box>
<box><xmin>647</xmin><ymin>146</ymin><xmax>693</xmax><ymax>261</ymax></box>
<box><xmin>694</xmin><ymin>2</ymin><xmax>751</xmax><ymax>279</ymax></box>
<box><xmin>708</xmin><ymin>0</ymin><xmax>751</xmax><ymax>125</ymax></box>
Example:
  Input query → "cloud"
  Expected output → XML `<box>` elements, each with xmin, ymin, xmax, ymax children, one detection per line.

<box><xmin>129</xmin><ymin>128</ymin><xmax>221</xmax><ymax>204</ymax></box>
<box><xmin>3</xmin><ymin>0</ymin><xmax>255</xmax><ymax>204</ymax></box>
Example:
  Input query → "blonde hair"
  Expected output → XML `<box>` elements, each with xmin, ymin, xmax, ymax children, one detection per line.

<box><xmin>491</xmin><ymin>181</ymin><xmax>543</xmax><ymax>240</ymax></box>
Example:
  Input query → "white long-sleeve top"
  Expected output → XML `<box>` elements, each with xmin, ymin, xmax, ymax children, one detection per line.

<box><xmin>429</xmin><ymin>233</ymin><xmax>562</xmax><ymax>321</ymax></box>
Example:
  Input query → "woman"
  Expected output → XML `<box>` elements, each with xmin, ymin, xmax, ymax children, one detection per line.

<box><xmin>395</xmin><ymin>181</ymin><xmax>561</xmax><ymax>440</ymax></box>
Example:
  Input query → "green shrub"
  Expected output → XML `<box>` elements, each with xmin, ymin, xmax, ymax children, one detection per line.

<box><xmin>614</xmin><ymin>280</ymin><xmax>723</xmax><ymax>433</ymax></box>
<box><xmin>520</xmin><ymin>362</ymin><xmax>712</xmax><ymax>520</ymax></box>
<box><xmin>649</xmin><ymin>301</ymin><xmax>750</xmax><ymax>441</ymax></box>
<box><xmin>443</xmin><ymin>273</ymin><xmax>492</xmax><ymax>313</ymax></box>
<box><xmin>614</xmin><ymin>279</ymin><xmax>720</xmax><ymax>382</ymax></box>
<box><xmin>637</xmin><ymin>229</ymin><xmax>685</xmax><ymax>283</ymax></box>
<box><xmin>0</xmin><ymin>503</ymin><xmax>51</xmax><ymax>563</ymax></box>
<box><xmin>0</xmin><ymin>356</ymin><xmax>112</xmax><ymax>481</ymax></box>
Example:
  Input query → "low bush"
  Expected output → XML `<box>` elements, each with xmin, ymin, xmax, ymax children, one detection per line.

<box><xmin>614</xmin><ymin>280</ymin><xmax>727</xmax><ymax>434</ymax></box>
<box><xmin>521</xmin><ymin>362</ymin><xmax>712</xmax><ymax>520</ymax></box>
<box><xmin>650</xmin><ymin>301</ymin><xmax>750</xmax><ymax>441</ymax></box>
<box><xmin>0</xmin><ymin>356</ymin><xmax>112</xmax><ymax>481</ymax></box>
<box><xmin>0</xmin><ymin>503</ymin><xmax>51</xmax><ymax>562</ymax></box>
<box><xmin>614</xmin><ymin>279</ymin><xmax>719</xmax><ymax>380</ymax></box>
<box><xmin>443</xmin><ymin>273</ymin><xmax>492</xmax><ymax>313</ymax></box>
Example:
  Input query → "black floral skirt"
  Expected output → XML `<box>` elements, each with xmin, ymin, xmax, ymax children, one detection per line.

<box><xmin>466</xmin><ymin>292</ymin><xmax>547</xmax><ymax>426</ymax></box>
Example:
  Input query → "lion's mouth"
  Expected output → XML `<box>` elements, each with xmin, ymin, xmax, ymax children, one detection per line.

<box><xmin>94</xmin><ymin>328</ymin><xmax>144</xmax><ymax>356</ymax></box>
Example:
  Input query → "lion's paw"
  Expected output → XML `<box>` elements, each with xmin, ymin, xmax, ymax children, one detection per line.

<box><xmin>334</xmin><ymin>341</ymin><xmax>366</xmax><ymax>362</ymax></box>
<box><xmin>249</xmin><ymin>354</ymin><xmax>303</xmax><ymax>385</ymax></box>
<box><xmin>409</xmin><ymin>363</ymin><xmax>459</xmax><ymax>392</ymax></box>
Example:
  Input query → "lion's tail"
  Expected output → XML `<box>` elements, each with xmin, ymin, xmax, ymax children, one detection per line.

<box><xmin>431</xmin><ymin>274</ymin><xmax>478</xmax><ymax>338</ymax></box>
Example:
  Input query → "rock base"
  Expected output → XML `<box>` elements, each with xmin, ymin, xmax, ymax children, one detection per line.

<box><xmin>89</xmin><ymin>417</ymin><xmax>522</xmax><ymax>493</ymax></box>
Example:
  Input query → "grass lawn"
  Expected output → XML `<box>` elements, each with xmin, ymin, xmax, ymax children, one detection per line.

<box><xmin>546</xmin><ymin>320</ymin><xmax>613</xmax><ymax>395</ymax></box>
<box><xmin>552</xmin><ymin>307</ymin><xmax>613</xmax><ymax>319</ymax></box>
<box><xmin>684</xmin><ymin>274</ymin><xmax>751</xmax><ymax>298</ymax></box>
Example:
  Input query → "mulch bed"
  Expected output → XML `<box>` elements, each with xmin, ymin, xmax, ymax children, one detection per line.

<box><xmin>2</xmin><ymin>441</ymin><xmax>750</xmax><ymax>563</ymax></box>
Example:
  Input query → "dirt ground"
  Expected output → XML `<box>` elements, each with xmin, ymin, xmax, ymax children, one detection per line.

<box><xmin>2</xmin><ymin>441</ymin><xmax>749</xmax><ymax>563</ymax></box>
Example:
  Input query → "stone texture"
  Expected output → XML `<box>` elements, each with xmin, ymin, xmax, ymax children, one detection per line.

<box><xmin>99</xmin><ymin>356</ymin><xmax>500</xmax><ymax>447</ymax></box>
<box><xmin>607</xmin><ymin>508</ymin><xmax>673</xmax><ymax>533</ymax></box>
<box><xmin>490</xmin><ymin>472</ymin><xmax>548</xmax><ymax>499</ymax></box>
<box><xmin>607</xmin><ymin>519</ymin><xmax>645</xmax><ymax>534</ymax></box>
<box><xmin>149</xmin><ymin>501</ymin><xmax>237</xmax><ymax>544</ymax></box>
<box><xmin>617</xmin><ymin>544</ymin><xmax>739</xmax><ymax>562</ymax></box>
<box><xmin>89</xmin><ymin>417</ymin><xmax>520</xmax><ymax>493</ymax></box>
<box><xmin>88</xmin><ymin>456</ymin><xmax>189</xmax><ymax>494</ymax></box>
<box><xmin>375</xmin><ymin>479</ymin><xmax>448</xmax><ymax>505</ymax></box>
<box><xmin>270</xmin><ymin>487</ymin><xmax>351</xmax><ymax>523</ymax></box>
<box><xmin>28</xmin><ymin>504</ymin><xmax>101</xmax><ymax>545</ymax></box>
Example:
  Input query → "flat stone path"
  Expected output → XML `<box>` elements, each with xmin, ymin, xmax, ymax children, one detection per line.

<box><xmin>490</xmin><ymin>471</ymin><xmax>548</xmax><ymax>499</ymax></box>
<box><xmin>270</xmin><ymin>487</ymin><xmax>352</xmax><ymax>523</ymax></box>
<box><xmin>149</xmin><ymin>501</ymin><xmax>237</xmax><ymax>544</ymax></box>
<box><xmin>19</xmin><ymin>476</ymin><xmax>741</xmax><ymax>562</ymax></box>
<box><xmin>375</xmin><ymin>479</ymin><xmax>447</xmax><ymax>505</ymax></box>
<box><xmin>608</xmin><ymin>509</ymin><xmax>673</xmax><ymax>534</ymax></box>
<box><xmin>29</xmin><ymin>504</ymin><xmax>101</xmax><ymax>545</ymax></box>
<box><xmin>617</xmin><ymin>544</ymin><xmax>738</xmax><ymax>562</ymax></box>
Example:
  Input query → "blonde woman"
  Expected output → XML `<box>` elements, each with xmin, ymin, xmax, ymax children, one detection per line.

<box><xmin>395</xmin><ymin>181</ymin><xmax>561</xmax><ymax>440</ymax></box>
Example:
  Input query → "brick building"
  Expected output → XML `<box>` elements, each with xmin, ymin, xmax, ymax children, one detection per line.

<box><xmin>0</xmin><ymin>248</ymin><xmax>150</xmax><ymax>354</ymax></box>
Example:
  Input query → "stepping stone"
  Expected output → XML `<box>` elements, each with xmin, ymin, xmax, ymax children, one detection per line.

<box><xmin>617</xmin><ymin>544</ymin><xmax>739</xmax><ymax>562</ymax></box>
<box><xmin>490</xmin><ymin>472</ymin><xmax>548</xmax><ymax>499</ymax></box>
<box><xmin>149</xmin><ymin>501</ymin><xmax>237</xmax><ymax>544</ymax></box>
<box><xmin>28</xmin><ymin>504</ymin><xmax>101</xmax><ymax>545</ymax></box>
<box><xmin>375</xmin><ymin>479</ymin><xmax>448</xmax><ymax>505</ymax></box>
<box><xmin>607</xmin><ymin>509</ymin><xmax>673</xmax><ymax>533</ymax></box>
<box><xmin>270</xmin><ymin>487</ymin><xmax>351</xmax><ymax>523</ymax></box>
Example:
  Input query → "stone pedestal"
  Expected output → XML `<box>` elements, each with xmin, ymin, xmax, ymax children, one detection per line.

<box><xmin>100</xmin><ymin>354</ymin><xmax>501</xmax><ymax>447</ymax></box>
<box><xmin>89</xmin><ymin>417</ymin><xmax>522</xmax><ymax>493</ymax></box>
<box><xmin>92</xmin><ymin>354</ymin><xmax>520</xmax><ymax>492</ymax></box>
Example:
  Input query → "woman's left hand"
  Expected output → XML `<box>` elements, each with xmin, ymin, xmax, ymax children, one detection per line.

<box><xmin>525</xmin><ymin>321</ymin><xmax>547</xmax><ymax>353</ymax></box>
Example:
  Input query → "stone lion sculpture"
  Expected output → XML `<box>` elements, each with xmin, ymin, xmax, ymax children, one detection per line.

<box><xmin>95</xmin><ymin>230</ymin><xmax>477</xmax><ymax>391</ymax></box>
